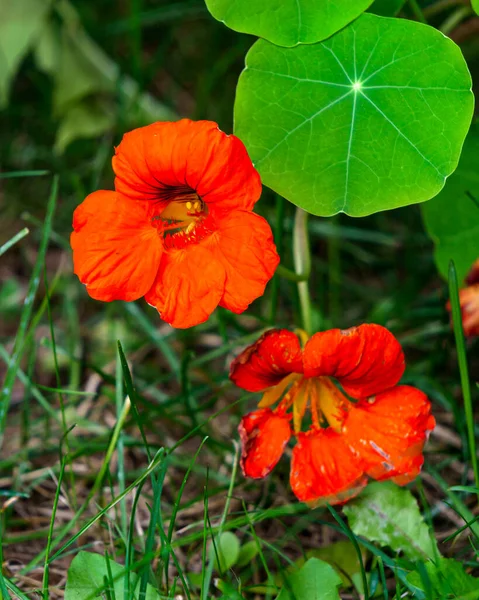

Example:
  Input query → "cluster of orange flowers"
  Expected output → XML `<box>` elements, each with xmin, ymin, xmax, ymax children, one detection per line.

<box><xmin>70</xmin><ymin>119</ymin><xmax>449</xmax><ymax>504</ymax></box>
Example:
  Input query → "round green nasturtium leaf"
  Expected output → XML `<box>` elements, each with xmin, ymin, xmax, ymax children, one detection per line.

<box><xmin>212</xmin><ymin>531</ymin><xmax>241</xmax><ymax>572</ymax></box>
<box><xmin>472</xmin><ymin>0</ymin><xmax>479</xmax><ymax>16</ymax></box>
<box><xmin>204</xmin><ymin>0</ymin><xmax>373</xmax><ymax>47</ymax></box>
<box><xmin>234</xmin><ymin>14</ymin><xmax>474</xmax><ymax>217</ymax></box>
<box><xmin>421</xmin><ymin>125</ymin><xmax>479</xmax><ymax>283</ymax></box>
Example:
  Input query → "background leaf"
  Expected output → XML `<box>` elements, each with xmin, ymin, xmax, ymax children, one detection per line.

<box><xmin>204</xmin><ymin>0</ymin><xmax>373</xmax><ymax>48</ymax></box>
<box><xmin>421</xmin><ymin>125</ymin><xmax>479</xmax><ymax>283</ymax></box>
<box><xmin>275</xmin><ymin>557</ymin><xmax>342</xmax><ymax>600</ymax></box>
<box><xmin>236</xmin><ymin>540</ymin><xmax>259</xmax><ymax>568</ymax></box>
<box><xmin>65</xmin><ymin>551</ymin><xmax>159</xmax><ymax>599</ymax></box>
<box><xmin>343</xmin><ymin>482</ymin><xmax>438</xmax><ymax>561</ymax></box>
<box><xmin>213</xmin><ymin>531</ymin><xmax>241</xmax><ymax>572</ymax></box>
<box><xmin>472</xmin><ymin>0</ymin><xmax>479</xmax><ymax>16</ymax></box>
<box><xmin>234</xmin><ymin>14</ymin><xmax>474</xmax><ymax>217</ymax></box>
<box><xmin>0</xmin><ymin>0</ymin><xmax>51</xmax><ymax>108</ymax></box>
<box><xmin>407</xmin><ymin>558</ymin><xmax>479</xmax><ymax>597</ymax></box>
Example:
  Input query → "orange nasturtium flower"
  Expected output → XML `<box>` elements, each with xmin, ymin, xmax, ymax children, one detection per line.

<box><xmin>230</xmin><ymin>324</ymin><xmax>435</xmax><ymax>505</ymax></box>
<box><xmin>447</xmin><ymin>258</ymin><xmax>479</xmax><ymax>337</ymax></box>
<box><xmin>71</xmin><ymin>120</ymin><xmax>279</xmax><ymax>328</ymax></box>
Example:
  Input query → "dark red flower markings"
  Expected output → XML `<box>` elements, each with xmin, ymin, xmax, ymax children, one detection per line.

<box><xmin>71</xmin><ymin>119</ymin><xmax>279</xmax><ymax>328</ymax></box>
<box><xmin>231</xmin><ymin>324</ymin><xmax>435</xmax><ymax>505</ymax></box>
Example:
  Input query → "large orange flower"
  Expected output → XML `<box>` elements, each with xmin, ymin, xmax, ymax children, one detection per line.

<box><xmin>71</xmin><ymin>120</ymin><xmax>279</xmax><ymax>328</ymax></box>
<box><xmin>230</xmin><ymin>324</ymin><xmax>435</xmax><ymax>505</ymax></box>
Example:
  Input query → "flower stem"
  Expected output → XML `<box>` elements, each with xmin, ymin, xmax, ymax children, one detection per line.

<box><xmin>293</xmin><ymin>207</ymin><xmax>313</xmax><ymax>335</ymax></box>
<box><xmin>409</xmin><ymin>0</ymin><xmax>428</xmax><ymax>22</ymax></box>
<box><xmin>448</xmin><ymin>260</ymin><xmax>479</xmax><ymax>503</ymax></box>
<box><xmin>440</xmin><ymin>5</ymin><xmax>473</xmax><ymax>34</ymax></box>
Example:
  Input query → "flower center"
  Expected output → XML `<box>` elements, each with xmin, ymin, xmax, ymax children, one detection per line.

<box><xmin>151</xmin><ymin>186</ymin><xmax>213</xmax><ymax>249</ymax></box>
<box><xmin>259</xmin><ymin>375</ymin><xmax>349</xmax><ymax>434</ymax></box>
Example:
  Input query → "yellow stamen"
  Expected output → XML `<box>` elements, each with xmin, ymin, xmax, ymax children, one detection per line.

<box><xmin>258</xmin><ymin>372</ymin><xmax>301</xmax><ymax>408</ymax></box>
<box><xmin>310</xmin><ymin>379</ymin><xmax>321</xmax><ymax>430</ymax></box>
<box><xmin>294</xmin><ymin>328</ymin><xmax>310</xmax><ymax>347</ymax></box>
<box><xmin>317</xmin><ymin>377</ymin><xmax>347</xmax><ymax>432</ymax></box>
<box><xmin>186</xmin><ymin>201</ymin><xmax>192</xmax><ymax>210</ymax></box>
<box><xmin>194</xmin><ymin>201</ymin><xmax>200</xmax><ymax>211</ymax></box>
<box><xmin>293</xmin><ymin>379</ymin><xmax>309</xmax><ymax>433</ymax></box>
<box><xmin>185</xmin><ymin>222</ymin><xmax>195</xmax><ymax>234</ymax></box>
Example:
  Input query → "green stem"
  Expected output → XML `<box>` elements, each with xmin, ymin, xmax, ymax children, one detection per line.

<box><xmin>269</xmin><ymin>195</ymin><xmax>285</xmax><ymax>323</ymax></box>
<box><xmin>409</xmin><ymin>0</ymin><xmax>428</xmax><ymax>22</ymax></box>
<box><xmin>293</xmin><ymin>208</ymin><xmax>313</xmax><ymax>334</ymax></box>
<box><xmin>448</xmin><ymin>260</ymin><xmax>479</xmax><ymax>504</ymax></box>
<box><xmin>440</xmin><ymin>5</ymin><xmax>473</xmax><ymax>34</ymax></box>
<box><xmin>424</xmin><ymin>0</ymin><xmax>466</xmax><ymax>18</ymax></box>
<box><xmin>276</xmin><ymin>264</ymin><xmax>309</xmax><ymax>283</ymax></box>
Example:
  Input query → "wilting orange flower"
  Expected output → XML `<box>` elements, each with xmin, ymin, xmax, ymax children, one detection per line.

<box><xmin>71</xmin><ymin>119</ymin><xmax>279</xmax><ymax>328</ymax></box>
<box><xmin>231</xmin><ymin>324</ymin><xmax>435</xmax><ymax>505</ymax></box>
<box><xmin>447</xmin><ymin>259</ymin><xmax>479</xmax><ymax>337</ymax></box>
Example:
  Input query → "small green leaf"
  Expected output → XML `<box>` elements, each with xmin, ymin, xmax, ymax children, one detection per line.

<box><xmin>234</xmin><ymin>14</ymin><xmax>474</xmax><ymax>217</ymax></box>
<box><xmin>213</xmin><ymin>532</ymin><xmax>241</xmax><ymax>572</ymax></box>
<box><xmin>472</xmin><ymin>0</ymin><xmax>479</xmax><ymax>16</ymax></box>
<box><xmin>344</xmin><ymin>482</ymin><xmax>438</xmax><ymax>561</ymax></box>
<box><xmin>407</xmin><ymin>558</ymin><xmax>479</xmax><ymax>597</ymax></box>
<box><xmin>204</xmin><ymin>0</ymin><xmax>373</xmax><ymax>47</ymax></box>
<box><xmin>309</xmin><ymin>541</ymin><xmax>366</xmax><ymax>589</ymax></box>
<box><xmin>0</xmin><ymin>0</ymin><xmax>51</xmax><ymax>108</ymax></box>
<box><xmin>275</xmin><ymin>558</ymin><xmax>342</xmax><ymax>600</ymax></box>
<box><xmin>368</xmin><ymin>0</ymin><xmax>406</xmax><ymax>16</ymax></box>
<box><xmin>65</xmin><ymin>551</ymin><xmax>159</xmax><ymax>600</ymax></box>
<box><xmin>421</xmin><ymin>125</ymin><xmax>479</xmax><ymax>284</ymax></box>
<box><xmin>236</xmin><ymin>541</ymin><xmax>259</xmax><ymax>568</ymax></box>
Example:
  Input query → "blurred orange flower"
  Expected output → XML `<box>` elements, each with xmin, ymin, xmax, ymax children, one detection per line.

<box><xmin>231</xmin><ymin>324</ymin><xmax>435</xmax><ymax>505</ymax></box>
<box><xmin>71</xmin><ymin>119</ymin><xmax>279</xmax><ymax>328</ymax></box>
<box><xmin>447</xmin><ymin>259</ymin><xmax>479</xmax><ymax>337</ymax></box>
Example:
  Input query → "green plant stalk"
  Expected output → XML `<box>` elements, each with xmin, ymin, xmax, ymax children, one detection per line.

<box><xmin>270</xmin><ymin>194</ymin><xmax>285</xmax><ymax>323</ymax></box>
<box><xmin>293</xmin><ymin>207</ymin><xmax>313</xmax><ymax>334</ymax></box>
<box><xmin>115</xmin><ymin>345</ymin><xmax>128</xmax><ymax>541</ymax></box>
<box><xmin>44</xmin><ymin>268</ymin><xmax>76</xmax><ymax>508</ymax></box>
<box><xmin>409</xmin><ymin>0</ymin><xmax>428</xmax><ymax>22</ymax></box>
<box><xmin>42</xmin><ymin>457</ymin><xmax>67</xmax><ymax>599</ymax></box>
<box><xmin>424</xmin><ymin>0</ymin><xmax>466</xmax><ymax>18</ymax></box>
<box><xmin>448</xmin><ymin>260</ymin><xmax>479</xmax><ymax>502</ymax></box>
<box><xmin>165</xmin><ymin>437</ymin><xmax>209</xmax><ymax>594</ymax></box>
<box><xmin>0</xmin><ymin>228</ymin><xmax>29</xmax><ymax>257</ymax></box>
<box><xmin>201</xmin><ymin>442</ymin><xmax>240</xmax><ymax>597</ymax></box>
<box><xmin>440</xmin><ymin>5</ymin><xmax>473</xmax><ymax>34</ymax></box>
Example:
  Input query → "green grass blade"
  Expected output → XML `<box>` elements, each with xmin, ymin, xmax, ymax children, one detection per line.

<box><xmin>448</xmin><ymin>260</ymin><xmax>479</xmax><ymax>498</ymax></box>
<box><xmin>42</xmin><ymin>456</ymin><xmax>67</xmax><ymax>598</ymax></box>
<box><xmin>0</xmin><ymin>175</ymin><xmax>58</xmax><ymax>449</ymax></box>
<box><xmin>0</xmin><ymin>227</ymin><xmax>29</xmax><ymax>257</ymax></box>
<box><xmin>0</xmin><ymin>170</ymin><xmax>49</xmax><ymax>179</ymax></box>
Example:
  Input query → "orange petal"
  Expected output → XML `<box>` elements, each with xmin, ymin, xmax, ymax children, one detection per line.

<box><xmin>239</xmin><ymin>408</ymin><xmax>291</xmax><ymax>479</ymax></box>
<box><xmin>113</xmin><ymin>119</ymin><xmax>261</xmax><ymax>211</ymax></box>
<box><xmin>342</xmin><ymin>385</ymin><xmax>435</xmax><ymax>483</ymax></box>
<box><xmin>144</xmin><ymin>244</ymin><xmax>225</xmax><ymax>328</ymax></box>
<box><xmin>230</xmin><ymin>329</ymin><xmax>304</xmax><ymax>393</ymax></box>
<box><xmin>212</xmin><ymin>211</ymin><xmax>279</xmax><ymax>314</ymax></box>
<box><xmin>70</xmin><ymin>191</ymin><xmax>162</xmax><ymax>302</ymax></box>
<box><xmin>303</xmin><ymin>324</ymin><xmax>405</xmax><ymax>399</ymax></box>
<box><xmin>447</xmin><ymin>284</ymin><xmax>479</xmax><ymax>337</ymax></box>
<box><xmin>290</xmin><ymin>429</ymin><xmax>366</xmax><ymax>505</ymax></box>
